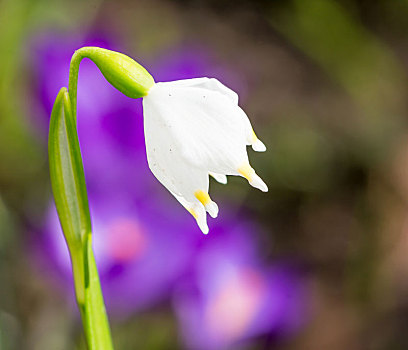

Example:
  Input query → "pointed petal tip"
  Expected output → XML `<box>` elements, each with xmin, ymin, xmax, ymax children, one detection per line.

<box><xmin>206</xmin><ymin>201</ymin><xmax>219</xmax><ymax>218</ymax></box>
<box><xmin>210</xmin><ymin>172</ymin><xmax>228</xmax><ymax>185</ymax></box>
<box><xmin>260</xmin><ymin>183</ymin><xmax>269</xmax><ymax>192</ymax></box>
<box><xmin>198</xmin><ymin>220</ymin><xmax>209</xmax><ymax>234</ymax></box>
<box><xmin>193</xmin><ymin>205</ymin><xmax>209</xmax><ymax>234</ymax></box>
<box><xmin>238</xmin><ymin>164</ymin><xmax>268</xmax><ymax>192</ymax></box>
<box><xmin>219</xmin><ymin>178</ymin><xmax>228</xmax><ymax>185</ymax></box>
<box><xmin>194</xmin><ymin>190</ymin><xmax>219</xmax><ymax>218</ymax></box>
<box><xmin>252</xmin><ymin>139</ymin><xmax>267</xmax><ymax>152</ymax></box>
<box><xmin>250</xmin><ymin>174</ymin><xmax>268</xmax><ymax>192</ymax></box>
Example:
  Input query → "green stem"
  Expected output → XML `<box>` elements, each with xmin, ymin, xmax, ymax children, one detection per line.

<box><xmin>67</xmin><ymin>50</ymin><xmax>114</xmax><ymax>350</ymax></box>
<box><xmin>68</xmin><ymin>47</ymin><xmax>96</xmax><ymax>121</ymax></box>
<box><xmin>82</xmin><ymin>234</ymin><xmax>113</xmax><ymax>350</ymax></box>
<box><xmin>70</xmin><ymin>244</ymin><xmax>86</xmax><ymax>306</ymax></box>
<box><xmin>69</xmin><ymin>239</ymin><xmax>113</xmax><ymax>350</ymax></box>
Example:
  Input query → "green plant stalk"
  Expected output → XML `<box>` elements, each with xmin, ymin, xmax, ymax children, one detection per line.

<box><xmin>67</xmin><ymin>69</ymin><xmax>115</xmax><ymax>347</ymax></box>
<box><xmin>68</xmin><ymin>48</ymin><xmax>85</xmax><ymax>121</ymax></box>
<box><xmin>83</xmin><ymin>234</ymin><xmax>113</xmax><ymax>349</ymax></box>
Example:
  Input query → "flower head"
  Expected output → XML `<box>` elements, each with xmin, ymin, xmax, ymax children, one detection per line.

<box><xmin>143</xmin><ymin>78</ymin><xmax>268</xmax><ymax>234</ymax></box>
<box><xmin>35</xmin><ymin>41</ymin><xmax>267</xmax><ymax>235</ymax></box>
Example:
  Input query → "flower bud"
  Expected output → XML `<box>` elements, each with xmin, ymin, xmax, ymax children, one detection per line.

<box><xmin>76</xmin><ymin>47</ymin><xmax>155</xmax><ymax>99</ymax></box>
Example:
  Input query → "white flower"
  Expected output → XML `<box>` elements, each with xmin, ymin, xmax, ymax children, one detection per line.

<box><xmin>142</xmin><ymin>78</ymin><xmax>267</xmax><ymax>234</ymax></box>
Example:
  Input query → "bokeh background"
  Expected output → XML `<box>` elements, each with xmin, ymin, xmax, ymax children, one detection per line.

<box><xmin>1</xmin><ymin>0</ymin><xmax>408</xmax><ymax>349</ymax></box>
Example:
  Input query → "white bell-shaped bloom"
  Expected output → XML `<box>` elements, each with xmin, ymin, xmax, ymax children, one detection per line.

<box><xmin>142</xmin><ymin>78</ymin><xmax>267</xmax><ymax>234</ymax></box>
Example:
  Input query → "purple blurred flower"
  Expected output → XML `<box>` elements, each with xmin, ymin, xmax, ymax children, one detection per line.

<box><xmin>44</xmin><ymin>194</ymin><xmax>196</xmax><ymax>314</ymax></box>
<box><xmin>173</xmin><ymin>224</ymin><xmax>306</xmax><ymax>349</ymax></box>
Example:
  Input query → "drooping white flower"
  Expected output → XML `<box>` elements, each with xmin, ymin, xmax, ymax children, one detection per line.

<box><xmin>142</xmin><ymin>77</ymin><xmax>267</xmax><ymax>234</ymax></box>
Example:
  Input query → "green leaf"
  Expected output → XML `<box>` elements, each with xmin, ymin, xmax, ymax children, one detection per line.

<box><xmin>49</xmin><ymin>88</ymin><xmax>113</xmax><ymax>349</ymax></box>
<box><xmin>48</xmin><ymin>87</ymin><xmax>91</xmax><ymax>248</ymax></box>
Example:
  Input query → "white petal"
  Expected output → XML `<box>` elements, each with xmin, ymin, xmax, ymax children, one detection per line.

<box><xmin>205</xmin><ymin>201</ymin><xmax>219</xmax><ymax>218</ymax></box>
<box><xmin>234</xmin><ymin>107</ymin><xmax>267</xmax><ymax>152</ymax></box>
<box><xmin>194</xmin><ymin>189</ymin><xmax>219</xmax><ymax>218</ymax></box>
<box><xmin>157</xmin><ymin>77</ymin><xmax>238</xmax><ymax>104</ymax></box>
<box><xmin>249</xmin><ymin>173</ymin><xmax>268</xmax><ymax>192</ymax></box>
<box><xmin>252</xmin><ymin>138</ymin><xmax>266</xmax><ymax>152</ymax></box>
<box><xmin>144</xmin><ymin>91</ymin><xmax>221</xmax><ymax>233</ymax></box>
<box><xmin>150</xmin><ymin>82</ymin><xmax>266</xmax><ymax>168</ymax></box>
<box><xmin>143</xmin><ymin>91</ymin><xmax>209</xmax><ymax>202</ymax></box>
<box><xmin>147</xmin><ymin>83</ymin><xmax>248</xmax><ymax>175</ymax></box>
<box><xmin>238</xmin><ymin>163</ymin><xmax>268</xmax><ymax>192</ymax></box>
<box><xmin>143</xmin><ymin>79</ymin><xmax>268</xmax><ymax>229</ymax></box>
<box><xmin>209</xmin><ymin>172</ymin><xmax>228</xmax><ymax>184</ymax></box>
<box><xmin>194</xmin><ymin>204</ymin><xmax>209</xmax><ymax>234</ymax></box>
<box><xmin>159</xmin><ymin>77</ymin><xmax>209</xmax><ymax>88</ymax></box>
<box><xmin>169</xmin><ymin>191</ymin><xmax>209</xmax><ymax>234</ymax></box>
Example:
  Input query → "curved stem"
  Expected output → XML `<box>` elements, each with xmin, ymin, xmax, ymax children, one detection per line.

<box><xmin>68</xmin><ymin>47</ymin><xmax>96</xmax><ymax>121</ymax></box>
<box><xmin>66</xmin><ymin>49</ymin><xmax>114</xmax><ymax>350</ymax></box>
